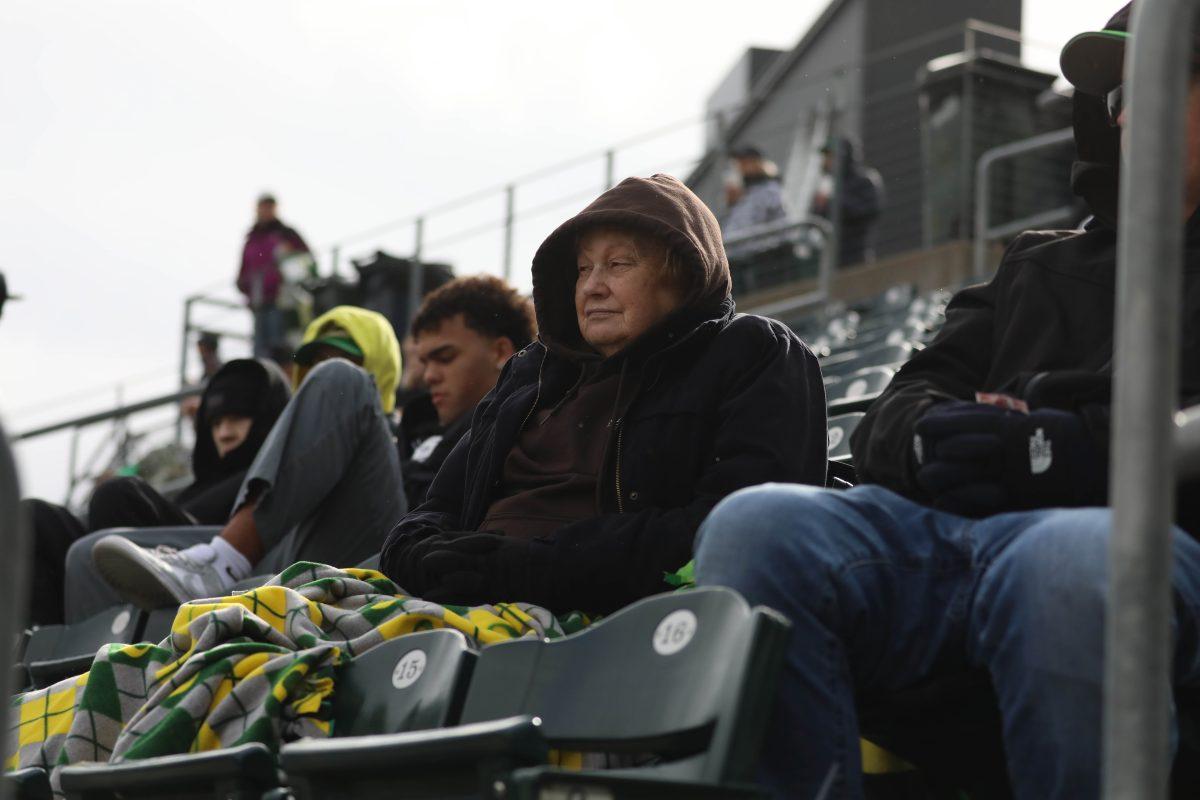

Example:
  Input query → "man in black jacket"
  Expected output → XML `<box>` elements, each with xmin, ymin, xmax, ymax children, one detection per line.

<box><xmin>400</xmin><ymin>275</ymin><xmax>536</xmax><ymax>507</ymax></box>
<box><xmin>694</xmin><ymin>5</ymin><xmax>1200</xmax><ymax>799</ymax></box>
<box><xmin>381</xmin><ymin>174</ymin><xmax>828</xmax><ymax>616</ymax></box>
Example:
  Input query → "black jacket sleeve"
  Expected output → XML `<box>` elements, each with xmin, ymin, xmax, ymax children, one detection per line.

<box><xmin>530</xmin><ymin>325</ymin><xmax>827</xmax><ymax>615</ymax></box>
<box><xmin>850</xmin><ymin>257</ymin><xmax>1002</xmax><ymax>497</ymax></box>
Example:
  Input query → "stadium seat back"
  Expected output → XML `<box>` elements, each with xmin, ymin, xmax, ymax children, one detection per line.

<box><xmin>827</xmin><ymin>366</ymin><xmax>894</xmax><ymax>405</ymax></box>
<box><xmin>25</xmin><ymin>605</ymin><xmax>141</xmax><ymax>689</ymax></box>
<box><xmin>333</xmin><ymin>628</ymin><xmax>476</xmax><ymax>737</ymax></box>
<box><xmin>460</xmin><ymin>587</ymin><xmax>791</xmax><ymax>784</ymax></box>
<box><xmin>828</xmin><ymin>413</ymin><xmax>865</xmax><ymax>463</ymax></box>
<box><xmin>822</xmin><ymin>343</ymin><xmax>913</xmax><ymax>379</ymax></box>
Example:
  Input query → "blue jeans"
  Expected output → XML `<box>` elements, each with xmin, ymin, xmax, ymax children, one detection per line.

<box><xmin>694</xmin><ymin>483</ymin><xmax>1200</xmax><ymax>799</ymax></box>
<box><xmin>253</xmin><ymin>304</ymin><xmax>285</xmax><ymax>359</ymax></box>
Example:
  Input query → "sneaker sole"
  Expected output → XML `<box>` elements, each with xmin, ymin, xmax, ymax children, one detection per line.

<box><xmin>92</xmin><ymin>536</ymin><xmax>190</xmax><ymax>612</ymax></box>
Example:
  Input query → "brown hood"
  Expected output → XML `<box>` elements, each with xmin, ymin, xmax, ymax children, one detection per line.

<box><xmin>530</xmin><ymin>174</ymin><xmax>732</xmax><ymax>356</ymax></box>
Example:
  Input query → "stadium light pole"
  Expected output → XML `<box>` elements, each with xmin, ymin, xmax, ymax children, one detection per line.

<box><xmin>1104</xmin><ymin>0</ymin><xmax>1196</xmax><ymax>797</ymax></box>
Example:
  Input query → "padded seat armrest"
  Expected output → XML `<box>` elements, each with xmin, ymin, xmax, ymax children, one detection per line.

<box><xmin>279</xmin><ymin>715</ymin><xmax>548</xmax><ymax>775</ymax></box>
<box><xmin>59</xmin><ymin>743</ymin><xmax>277</xmax><ymax>796</ymax></box>
<box><xmin>506</xmin><ymin>766</ymin><xmax>769</xmax><ymax>800</ymax></box>
<box><xmin>8</xmin><ymin>767</ymin><xmax>52</xmax><ymax>800</ymax></box>
<box><xmin>27</xmin><ymin>655</ymin><xmax>95</xmax><ymax>689</ymax></box>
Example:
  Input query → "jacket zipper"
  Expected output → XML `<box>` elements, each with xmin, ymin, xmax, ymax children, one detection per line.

<box><xmin>516</xmin><ymin>350</ymin><xmax>547</xmax><ymax>436</ymax></box>
<box><xmin>614</xmin><ymin>419</ymin><xmax>625</xmax><ymax>513</ymax></box>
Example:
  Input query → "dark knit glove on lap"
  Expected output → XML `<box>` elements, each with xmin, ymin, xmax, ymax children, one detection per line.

<box><xmin>913</xmin><ymin>400</ymin><xmax>1105</xmax><ymax>516</ymax></box>
<box><xmin>418</xmin><ymin>533</ymin><xmax>553</xmax><ymax>609</ymax></box>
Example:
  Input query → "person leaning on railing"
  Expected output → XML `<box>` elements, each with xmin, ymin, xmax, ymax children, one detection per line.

<box><xmin>693</xmin><ymin>4</ymin><xmax>1200</xmax><ymax>798</ymax></box>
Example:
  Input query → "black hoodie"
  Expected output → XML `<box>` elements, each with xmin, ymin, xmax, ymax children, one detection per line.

<box><xmin>177</xmin><ymin>358</ymin><xmax>291</xmax><ymax>523</ymax></box>
<box><xmin>850</xmin><ymin>3</ymin><xmax>1200</xmax><ymax>532</ymax></box>
<box><xmin>381</xmin><ymin>175</ymin><xmax>827</xmax><ymax>614</ymax></box>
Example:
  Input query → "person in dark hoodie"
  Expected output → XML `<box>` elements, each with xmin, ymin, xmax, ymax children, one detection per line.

<box><xmin>21</xmin><ymin>358</ymin><xmax>290</xmax><ymax>625</ymax></box>
<box><xmin>380</xmin><ymin>174</ymin><xmax>827</xmax><ymax>617</ymax></box>
<box><xmin>85</xmin><ymin>306</ymin><xmax>405</xmax><ymax>614</ymax></box>
<box><xmin>694</xmin><ymin>5</ymin><xmax>1200</xmax><ymax>798</ymax></box>
<box><xmin>812</xmin><ymin>136</ymin><xmax>884</xmax><ymax>267</ymax></box>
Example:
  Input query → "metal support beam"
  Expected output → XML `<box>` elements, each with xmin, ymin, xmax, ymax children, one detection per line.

<box><xmin>502</xmin><ymin>185</ymin><xmax>516</xmax><ymax>282</ymax></box>
<box><xmin>330</xmin><ymin>245</ymin><xmax>340</xmax><ymax>278</ymax></box>
<box><xmin>1104</xmin><ymin>1</ymin><xmax>1196</xmax><ymax>797</ymax></box>
<box><xmin>604</xmin><ymin>150</ymin><xmax>616</xmax><ymax>190</ymax></box>
<box><xmin>406</xmin><ymin>217</ymin><xmax>425</xmax><ymax>335</ymax></box>
<box><xmin>175</xmin><ymin>297</ymin><xmax>195</xmax><ymax>444</ymax></box>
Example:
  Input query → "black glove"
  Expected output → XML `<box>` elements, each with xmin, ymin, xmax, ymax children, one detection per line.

<box><xmin>914</xmin><ymin>401</ymin><xmax>1104</xmax><ymax>516</ymax></box>
<box><xmin>418</xmin><ymin>533</ymin><xmax>553</xmax><ymax>608</ymax></box>
<box><xmin>386</xmin><ymin>530</ymin><xmax>474</xmax><ymax>597</ymax></box>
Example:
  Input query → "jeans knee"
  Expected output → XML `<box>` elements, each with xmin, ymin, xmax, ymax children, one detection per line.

<box><xmin>972</xmin><ymin>509</ymin><xmax>1112</xmax><ymax>667</ymax></box>
<box><xmin>696</xmin><ymin>484</ymin><xmax>844</xmax><ymax>599</ymax></box>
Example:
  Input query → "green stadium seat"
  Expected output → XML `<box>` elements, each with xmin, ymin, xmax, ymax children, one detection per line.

<box><xmin>24</xmin><ymin>605</ymin><xmax>141</xmax><ymax>689</ymax></box>
<box><xmin>279</xmin><ymin>587</ymin><xmax>790</xmax><ymax>800</ymax></box>
<box><xmin>827</xmin><ymin>366</ymin><xmax>895</xmax><ymax>415</ymax></box>
<box><xmin>58</xmin><ymin>628</ymin><xmax>477</xmax><ymax>800</ymax></box>
<box><xmin>7</xmin><ymin>767</ymin><xmax>52</xmax><ymax>800</ymax></box>
<box><xmin>828</xmin><ymin>412</ymin><xmax>865</xmax><ymax>464</ymax></box>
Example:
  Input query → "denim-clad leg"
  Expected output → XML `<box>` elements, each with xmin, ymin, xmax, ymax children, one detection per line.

<box><xmin>693</xmin><ymin>483</ymin><xmax>1200</xmax><ymax>799</ymax></box>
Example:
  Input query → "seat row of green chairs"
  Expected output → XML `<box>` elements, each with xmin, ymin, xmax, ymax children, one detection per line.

<box><xmin>16</xmin><ymin>587</ymin><xmax>790</xmax><ymax>800</ymax></box>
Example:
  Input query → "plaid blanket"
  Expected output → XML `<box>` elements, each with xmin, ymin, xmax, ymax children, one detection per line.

<box><xmin>8</xmin><ymin>562</ymin><xmax>585</xmax><ymax>781</ymax></box>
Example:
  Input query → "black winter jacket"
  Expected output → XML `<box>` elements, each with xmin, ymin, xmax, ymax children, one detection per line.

<box><xmin>381</xmin><ymin>175</ymin><xmax>828</xmax><ymax>614</ymax></box>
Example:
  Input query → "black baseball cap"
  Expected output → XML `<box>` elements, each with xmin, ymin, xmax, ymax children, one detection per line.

<box><xmin>1060</xmin><ymin>2</ymin><xmax>1200</xmax><ymax>97</ymax></box>
<box><xmin>1061</xmin><ymin>28</ymin><xmax>1131</xmax><ymax>96</ymax></box>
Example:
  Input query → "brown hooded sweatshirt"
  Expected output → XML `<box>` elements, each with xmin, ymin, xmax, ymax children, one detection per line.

<box><xmin>478</xmin><ymin>174</ymin><xmax>733</xmax><ymax>539</ymax></box>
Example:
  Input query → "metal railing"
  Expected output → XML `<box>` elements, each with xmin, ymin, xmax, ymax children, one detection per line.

<box><xmin>726</xmin><ymin>217</ymin><xmax>835</xmax><ymax>318</ymax></box>
<box><xmin>0</xmin><ymin>421</ymin><xmax>30</xmax><ymax>798</ymax></box>
<box><xmin>972</xmin><ymin>127</ymin><xmax>1077</xmax><ymax>279</ymax></box>
<box><xmin>1105</xmin><ymin>0</ymin><xmax>1198</xmax><ymax>796</ymax></box>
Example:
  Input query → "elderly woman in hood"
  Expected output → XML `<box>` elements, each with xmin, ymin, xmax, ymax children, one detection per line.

<box><xmin>23</xmin><ymin>358</ymin><xmax>291</xmax><ymax>625</ymax></box>
<box><xmin>381</xmin><ymin>174</ymin><xmax>827</xmax><ymax>615</ymax></box>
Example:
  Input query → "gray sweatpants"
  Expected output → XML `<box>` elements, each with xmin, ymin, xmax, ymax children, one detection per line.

<box><xmin>64</xmin><ymin>359</ymin><xmax>406</xmax><ymax>622</ymax></box>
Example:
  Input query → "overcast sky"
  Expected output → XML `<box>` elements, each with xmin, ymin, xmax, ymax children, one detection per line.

<box><xmin>2</xmin><ymin>0</ymin><xmax>1106</xmax><ymax>501</ymax></box>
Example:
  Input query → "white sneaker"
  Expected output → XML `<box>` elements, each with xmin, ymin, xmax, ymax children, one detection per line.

<box><xmin>92</xmin><ymin>536</ymin><xmax>238</xmax><ymax>611</ymax></box>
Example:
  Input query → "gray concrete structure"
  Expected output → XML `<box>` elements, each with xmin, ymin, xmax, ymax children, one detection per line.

<box><xmin>688</xmin><ymin>0</ymin><xmax>1022</xmax><ymax>257</ymax></box>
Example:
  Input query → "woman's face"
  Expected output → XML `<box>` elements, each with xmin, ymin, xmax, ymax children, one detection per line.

<box><xmin>211</xmin><ymin>414</ymin><xmax>253</xmax><ymax>458</ymax></box>
<box><xmin>574</xmin><ymin>228</ymin><xmax>683</xmax><ymax>358</ymax></box>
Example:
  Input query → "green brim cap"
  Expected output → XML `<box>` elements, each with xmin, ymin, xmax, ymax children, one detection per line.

<box><xmin>1060</xmin><ymin>29</ymin><xmax>1129</xmax><ymax>97</ymax></box>
<box><xmin>293</xmin><ymin>335</ymin><xmax>364</xmax><ymax>365</ymax></box>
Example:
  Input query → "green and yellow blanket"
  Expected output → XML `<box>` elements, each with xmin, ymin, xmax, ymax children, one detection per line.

<box><xmin>8</xmin><ymin>562</ymin><xmax>585</xmax><ymax>779</ymax></box>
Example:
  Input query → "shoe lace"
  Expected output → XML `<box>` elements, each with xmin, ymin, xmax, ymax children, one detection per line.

<box><xmin>150</xmin><ymin>545</ymin><xmax>209</xmax><ymax>572</ymax></box>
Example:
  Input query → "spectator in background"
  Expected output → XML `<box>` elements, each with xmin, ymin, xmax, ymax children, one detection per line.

<box><xmin>721</xmin><ymin>144</ymin><xmax>787</xmax><ymax>241</ymax></box>
<box><xmin>812</xmin><ymin>136</ymin><xmax>884</xmax><ymax>267</ymax></box>
<box><xmin>400</xmin><ymin>276</ymin><xmax>536</xmax><ymax>508</ymax></box>
<box><xmin>88</xmin><ymin>306</ymin><xmax>405</xmax><ymax>612</ymax></box>
<box><xmin>181</xmin><ymin>331</ymin><xmax>225</xmax><ymax>419</ymax></box>
<box><xmin>23</xmin><ymin>358</ymin><xmax>290</xmax><ymax>625</ymax></box>
<box><xmin>197</xmin><ymin>331</ymin><xmax>223</xmax><ymax>381</ymax></box>
<box><xmin>381</xmin><ymin>175</ymin><xmax>827</xmax><ymax>616</ymax></box>
<box><xmin>237</xmin><ymin>193</ymin><xmax>310</xmax><ymax>362</ymax></box>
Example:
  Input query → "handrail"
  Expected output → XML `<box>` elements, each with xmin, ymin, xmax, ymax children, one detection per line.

<box><xmin>0</xmin><ymin>421</ymin><xmax>31</xmax><ymax>798</ymax></box>
<box><xmin>16</xmin><ymin>387</ymin><xmax>201</xmax><ymax>441</ymax></box>
<box><xmin>726</xmin><ymin>216</ymin><xmax>835</xmax><ymax>317</ymax></box>
<box><xmin>1104</xmin><ymin>1</ymin><xmax>1196</xmax><ymax>797</ymax></box>
<box><xmin>972</xmin><ymin>127</ymin><xmax>1075</xmax><ymax>279</ymax></box>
